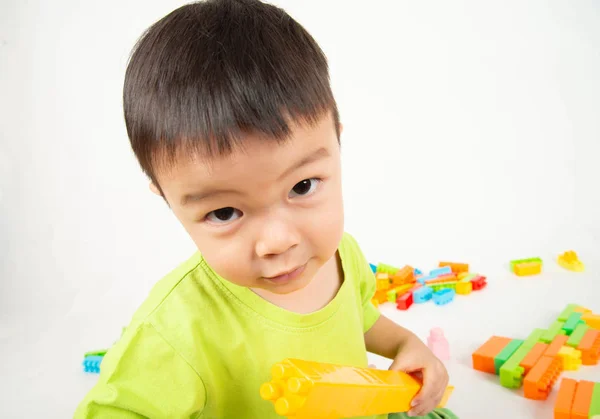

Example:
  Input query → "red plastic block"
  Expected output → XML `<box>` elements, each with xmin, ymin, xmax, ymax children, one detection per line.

<box><xmin>523</xmin><ymin>356</ymin><xmax>562</xmax><ymax>400</ymax></box>
<box><xmin>396</xmin><ymin>292</ymin><xmax>413</xmax><ymax>311</ymax></box>
<box><xmin>471</xmin><ymin>276</ymin><xmax>487</xmax><ymax>291</ymax></box>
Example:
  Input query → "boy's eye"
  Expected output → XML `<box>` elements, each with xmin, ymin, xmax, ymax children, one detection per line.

<box><xmin>205</xmin><ymin>207</ymin><xmax>242</xmax><ymax>224</ymax></box>
<box><xmin>289</xmin><ymin>178</ymin><xmax>320</xmax><ymax>198</ymax></box>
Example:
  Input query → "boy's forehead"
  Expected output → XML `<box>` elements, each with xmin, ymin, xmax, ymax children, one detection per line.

<box><xmin>155</xmin><ymin>112</ymin><xmax>338</xmax><ymax>188</ymax></box>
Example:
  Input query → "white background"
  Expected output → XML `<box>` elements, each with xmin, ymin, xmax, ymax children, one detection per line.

<box><xmin>1</xmin><ymin>0</ymin><xmax>599</xmax><ymax>417</ymax></box>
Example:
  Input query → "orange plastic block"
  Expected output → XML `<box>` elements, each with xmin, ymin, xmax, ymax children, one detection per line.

<box><xmin>523</xmin><ymin>356</ymin><xmax>562</xmax><ymax>400</ymax></box>
<box><xmin>260</xmin><ymin>359</ymin><xmax>454</xmax><ymax>419</ymax></box>
<box><xmin>544</xmin><ymin>335</ymin><xmax>569</xmax><ymax>359</ymax></box>
<box><xmin>574</xmin><ymin>306</ymin><xmax>592</xmax><ymax>314</ymax></box>
<box><xmin>571</xmin><ymin>380</ymin><xmax>595</xmax><ymax>419</ymax></box>
<box><xmin>520</xmin><ymin>342</ymin><xmax>548</xmax><ymax>375</ymax></box>
<box><xmin>582</xmin><ymin>313</ymin><xmax>600</xmax><ymax>330</ymax></box>
<box><xmin>392</xmin><ymin>266</ymin><xmax>415</xmax><ymax>286</ymax></box>
<box><xmin>438</xmin><ymin>262</ymin><xmax>469</xmax><ymax>274</ymax></box>
<box><xmin>373</xmin><ymin>290</ymin><xmax>388</xmax><ymax>304</ymax></box>
<box><xmin>554</xmin><ymin>378</ymin><xmax>577</xmax><ymax>419</ymax></box>
<box><xmin>425</xmin><ymin>274</ymin><xmax>457</xmax><ymax>285</ymax></box>
<box><xmin>577</xmin><ymin>329</ymin><xmax>600</xmax><ymax>365</ymax></box>
<box><xmin>472</xmin><ymin>336</ymin><xmax>512</xmax><ymax>374</ymax></box>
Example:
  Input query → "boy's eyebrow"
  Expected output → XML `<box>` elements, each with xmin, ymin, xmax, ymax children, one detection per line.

<box><xmin>181</xmin><ymin>147</ymin><xmax>330</xmax><ymax>206</ymax></box>
<box><xmin>277</xmin><ymin>147</ymin><xmax>329</xmax><ymax>182</ymax></box>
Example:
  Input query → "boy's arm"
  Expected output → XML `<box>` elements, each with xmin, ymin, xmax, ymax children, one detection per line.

<box><xmin>364</xmin><ymin>314</ymin><xmax>413</xmax><ymax>358</ymax></box>
<box><xmin>75</xmin><ymin>322</ymin><xmax>206</xmax><ymax>418</ymax></box>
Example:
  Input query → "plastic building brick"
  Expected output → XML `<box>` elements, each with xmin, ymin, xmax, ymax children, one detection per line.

<box><xmin>82</xmin><ymin>355</ymin><xmax>103</xmax><ymax>373</ymax></box>
<box><xmin>396</xmin><ymin>292</ymin><xmax>413</xmax><ymax>311</ymax></box>
<box><xmin>427</xmin><ymin>328</ymin><xmax>450</xmax><ymax>361</ymax></box>
<box><xmin>259</xmin><ymin>359</ymin><xmax>454</xmax><ymax>418</ymax></box>
<box><xmin>413</xmin><ymin>286</ymin><xmax>433</xmax><ymax>304</ymax></box>
<box><xmin>519</xmin><ymin>342</ymin><xmax>548</xmax><ymax>376</ymax></box>
<box><xmin>575</xmin><ymin>306</ymin><xmax>592</xmax><ymax>314</ymax></box>
<box><xmin>376</xmin><ymin>263</ymin><xmax>400</xmax><ymax>275</ymax></box>
<box><xmin>494</xmin><ymin>339</ymin><xmax>524</xmax><ymax>375</ymax></box>
<box><xmin>568</xmin><ymin>324</ymin><xmax>590</xmax><ymax>348</ymax></box>
<box><xmin>555</xmin><ymin>378</ymin><xmax>578</xmax><ymax>419</ymax></box>
<box><xmin>558</xmin><ymin>250</ymin><xmax>585</xmax><ymax>272</ymax></box>
<box><xmin>425</xmin><ymin>274</ymin><xmax>457</xmax><ymax>285</ymax></box>
<box><xmin>582</xmin><ymin>313</ymin><xmax>600</xmax><ymax>330</ymax></box>
<box><xmin>523</xmin><ymin>355</ymin><xmax>562</xmax><ymax>400</ymax></box>
<box><xmin>578</xmin><ymin>329</ymin><xmax>600</xmax><ymax>365</ymax></box>
<box><xmin>558</xmin><ymin>304</ymin><xmax>581</xmax><ymax>321</ymax></box>
<box><xmin>414</xmin><ymin>268</ymin><xmax>423</xmax><ymax>276</ymax></box>
<box><xmin>376</xmin><ymin>273</ymin><xmax>391</xmax><ymax>290</ymax></box>
<box><xmin>510</xmin><ymin>257</ymin><xmax>542</xmax><ymax>276</ymax></box>
<box><xmin>590</xmin><ymin>382</ymin><xmax>600</xmax><ymax>417</ymax></box>
<box><xmin>455</xmin><ymin>280</ymin><xmax>472</xmax><ymax>295</ymax></box>
<box><xmin>392</xmin><ymin>265</ymin><xmax>415</xmax><ymax>286</ymax></box>
<box><xmin>429</xmin><ymin>266</ymin><xmax>452</xmax><ymax>277</ymax></box>
<box><xmin>543</xmin><ymin>335</ymin><xmax>569</xmax><ymax>359</ymax></box>
<box><xmin>432</xmin><ymin>289</ymin><xmax>455</xmax><ymax>306</ymax></box>
<box><xmin>371</xmin><ymin>298</ymin><xmax>379</xmax><ymax>308</ymax></box>
<box><xmin>541</xmin><ymin>321</ymin><xmax>566</xmax><ymax>343</ymax></box>
<box><xmin>471</xmin><ymin>275</ymin><xmax>487</xmax><ymax>290</ymax></box>
<box><xmin>430</xmin><ymin>282</ymin><xmax>457</xmax><ymax>293</ymax></box>
<box><xmin>523</xmin><ymin>329</ymin><xmax>545</xmax><ymax>348</ymax></box>
<box><xmin>438</xmin><ymin>262</ymin><xmax>469</xmax><ymax>273</ymax></box>
<box><xmin>84</xmin><ymin>349</ymin><xmax>108</xmax><ymax>357</ymax></box>
<box><xmin>563</xmin><ymin>312</ymin><xmax>584</xmax><ymax>335</ymax></box>
<box><xmin>499</xmin><ymin>345</ymin><xmax>530</xmax><ymax>389</ymax></box>
<box><xmin>557</xmin><ymin>346</ymin><xmax>582</xmax><ymax>371</ymax></box>
<box><xmin>370</xmin><ymin>263</ymin><xmax>377</xmax><ymax>273</ymax></box>
<box><xmin>472</xmin><ymin>336</ymin><xmax>512</xmax><ymax>374</ymax></box>
<box><xmin>572</xmin><ymin>380</ymin><xmax>595</xmax><ymax>419</ymax></box>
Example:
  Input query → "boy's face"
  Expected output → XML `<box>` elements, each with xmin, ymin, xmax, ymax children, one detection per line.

<box><xmin>153</xmin><ymin>113</ymin><xmax>344</xmax><ymax>295</ymax></box>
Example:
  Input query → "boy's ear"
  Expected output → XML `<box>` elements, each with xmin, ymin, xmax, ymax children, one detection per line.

<box><xmin>149</xmin><ymin>182</ymin><xmax>161</xmax><ymax>196</ymax></box>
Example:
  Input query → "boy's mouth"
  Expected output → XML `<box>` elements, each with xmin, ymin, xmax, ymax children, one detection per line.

<box><xmin>263</xmin><ymin>264</ymin><xmax>307</xmax><ymax>284</ymax></box>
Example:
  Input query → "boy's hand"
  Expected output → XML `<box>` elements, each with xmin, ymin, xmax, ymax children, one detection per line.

<box><xmin>388</xmin><ymin>335</ymin><xmax>449</xmax><ymax>417</ymax></box>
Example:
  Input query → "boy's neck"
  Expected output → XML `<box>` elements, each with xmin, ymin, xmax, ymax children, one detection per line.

<box><xmin>251</xmin><ymin>252</ymin><xmax>343</xmax><ymax>314</ymax></box>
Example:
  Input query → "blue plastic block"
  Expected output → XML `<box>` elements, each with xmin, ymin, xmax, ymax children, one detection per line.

<box><xmin>417</xmin><ymin>274</ymin><xmax>435</xmax><ymax>284</ymax></box>
<box><xmin>414</xmin><ymin>268</ymin><xmax>423</xmax><ymax>276</ymax></box>
<box><xmin>413</xmin><ymin>286</ymin><xmax>433</xmax><ymax>303</ymax></box>
<box><xmin>429</xmin><ymin>266</ymin><xmax>452</xmax><ymax>277</ymax></box>
<box><xmin>432</xmin><ymin>288</ymin><xmax>456</xmax><ymax>306</ymax></box>
<box><xmin>369</xmin><ymin>263</ymin><xmax>377</xmax><ymax>274</ymax></box>
<box><xmin>83</xmin><ymin>355</ymin><xmax>104</xmax><ymax>373</ymax></box>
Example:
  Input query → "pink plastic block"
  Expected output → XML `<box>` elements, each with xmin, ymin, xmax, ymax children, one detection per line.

<box><xmin>427</xmin><ymin>328</ymin><xmax>450</xmax><ymax>361</ymax></box>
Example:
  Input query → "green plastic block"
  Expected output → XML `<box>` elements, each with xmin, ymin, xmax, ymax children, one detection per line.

<box><xmin>589</xmin><ymin>382</ymin><xmax>600</xmax><ymax>416</ymax></box>
<box><xmin>510</xmin><ymin>257</ymin><xmax>542</xmax><ymax>271</ymax></box>
<box><xmin>562</xmin><ymin>312</ymin><xmax>583</xmax><ymax>335</ymax></box>
<box><xmin>558</xmin><ymin>303</ymin><xmax>579</xmax><ymax>322</ymax></box>
<box><xmin>541</xmin><ymin>321</ymin><xmax>565</xmax><ymax>343</ymax></box>
<box><xmin>459</xmin><ymin>273</ymin><xmax>477</xmax><ymax>282</ymax></box>
<box><xmin>84</xmin><ymin>349</ymin><xmax>108</xmax><ymax>357</ymax></box>
<box><xmin>377</xmin><ymin>263</ymin><xmax>400</xmax><ymax>274</ymax></box>
<box><xmin>494</xmin><ymin>339</ymin><xmax>524</xmax><ymax>375</ymax></box>
<box><xmin>431</xmin><ymin>282</ymin><xmax>456</xmax><ymax>292</ymax></box>
<box><xmin>523</xmin><ymin>328</ymin><xmax>545</xmax><ymax>348</ymax></box>
<box><xmin>499</xmin><ymin>345</ymin><xmax>530</xmax><ymax>388</ymax></box>
<box><xmin>567</xmin><ymin>323</ymin><xmax>589</xmax><ymax>347</ymax></box>
<box><xmin>387</xmin><ymin>289</ymin><xmax>397</xmax><ymax>303</ymax></box>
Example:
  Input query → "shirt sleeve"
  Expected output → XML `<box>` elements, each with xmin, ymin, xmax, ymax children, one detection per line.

<box><xmin>74</xmin><ymin>322</ymin><xmax>206</xmax><ymax>419</ymax></box>
<box><xmin>343</xmin><ymin>233</ymin><xmax>381</xmax><ymax>333</ymax></box>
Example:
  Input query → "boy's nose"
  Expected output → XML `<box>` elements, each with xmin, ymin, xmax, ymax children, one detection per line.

<box><xmin>255</xmin><ymin>218</ymin><xmax>300</xmax><ymax>258</ymax></box>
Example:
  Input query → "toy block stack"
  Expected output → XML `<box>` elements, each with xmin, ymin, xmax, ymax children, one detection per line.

<box><xmin>370</xmin><ymin>261</ymin><xmax>486</xmax><ymax>311</ymax></box>
<box><xmin>472</xmin><ymin>304</ymin><xmax>600</xmax><ymax>413</ymax></box>
<box><xmin>82</xmin><ymin>349</ymin><xmax>107</xmax><ymax>374</ymax></box>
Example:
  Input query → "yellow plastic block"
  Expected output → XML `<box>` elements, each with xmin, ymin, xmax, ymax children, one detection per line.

<box><xmin>557</xmin><ymin>346</ymin><xmax>582</xmax><ymax>371</ymax></box>
<box><xmin>456</xmin><ymin>280</ymin><xmax>472</xmax><ymax>295</ymax></box>
<box><xmin>514</xmin><ymin>262</ymin><xmax>542</xmax><ymax>276</ymax></box>
<box><xmin>557</xmin><ymin>251</ymin><xmax>584</xmax><ymax>272</ymax></box>
<box><xmin>582</xmin><ymin>313</ymin><xmax>600</xmax><ymax>330</ymax></box>
<box><xmin>260</xmin><ymin>359</ymin><xmax>454</xmax><ymax>419</ymax></box>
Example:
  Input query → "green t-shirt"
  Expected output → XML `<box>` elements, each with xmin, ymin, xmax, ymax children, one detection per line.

<box><xmin>75</xmin><ymin>232</ymin><xmax>381</xmax><ymax>418</ymax></box>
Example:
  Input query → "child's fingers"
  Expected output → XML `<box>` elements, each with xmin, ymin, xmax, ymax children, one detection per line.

<box><xmin>410</xmin><ymin>387</ymin><xmax>445</xmax><ymax>415</ymax></box>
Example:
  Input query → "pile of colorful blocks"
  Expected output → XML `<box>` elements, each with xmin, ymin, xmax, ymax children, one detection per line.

<box><xmin>369</xmin><ymin>261</ymin><xmax>487</xmax><ymax>310</ymax></box>
<box><xmin>82</xmin><ymin>349</ymin><xmax>107</xmax><ymax>374</ymax></box>
<box><xmin>472</xmin><ymin>304</ymin><xmax>600</xmax><ymax>417</ymax></box>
